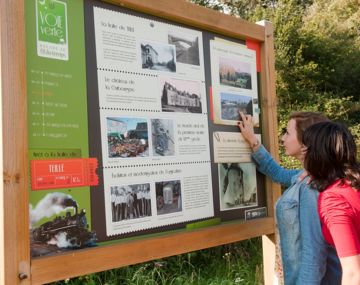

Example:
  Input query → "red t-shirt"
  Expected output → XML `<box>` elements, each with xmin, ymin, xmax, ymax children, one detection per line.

<box><xmin>318</xmin><ymin>180</ymin><xmax>360</xmax><ymax>258</ymax></box>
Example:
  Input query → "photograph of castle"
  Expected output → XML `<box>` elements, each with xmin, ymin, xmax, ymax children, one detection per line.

<box><xmin>160</xmin><ymin>77</ymin><xmax>202</xmax><ymax>113</ymax></box>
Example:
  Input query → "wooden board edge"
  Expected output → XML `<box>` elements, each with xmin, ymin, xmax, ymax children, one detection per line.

<box><xmin>101</xmin><ymin>0</ymin><xmax>265</xmax><ymax>41</ymax></box>
<box><xmin>31</xmin><ymin>217</ymin><xmax>274</xmax><ymax>284</ymax></box>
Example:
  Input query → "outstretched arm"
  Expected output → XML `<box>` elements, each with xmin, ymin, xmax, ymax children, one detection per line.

<box><xmin>238</xmin><ymin>112</ymin><xmax>300</xmax><ymax>186</ymax></box>
<box><xmin>252</xmin><ymin>145</ymin><xmax>299</xmax><ymax>186</ymax></box>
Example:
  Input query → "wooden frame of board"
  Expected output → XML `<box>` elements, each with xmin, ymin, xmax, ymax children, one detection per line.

<box><xmin>0</xmin><ymin>0</ymin><xmax>280</xmax><ymax>284</ymax></box>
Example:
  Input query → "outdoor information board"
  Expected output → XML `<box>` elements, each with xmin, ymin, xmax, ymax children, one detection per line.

<box><xmin>1</xmin><ymin>0</ymin><xmax>280</xmax><ymax>284</ymax></box>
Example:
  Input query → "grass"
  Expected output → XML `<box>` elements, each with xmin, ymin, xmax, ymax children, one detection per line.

<box><xmin>48</xmin><ymin>238</ymin><xmax>263</xmax><ymax>285</ymax></box>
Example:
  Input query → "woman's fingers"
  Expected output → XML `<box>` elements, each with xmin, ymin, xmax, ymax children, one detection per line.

<box><xmin>239</xmin><ymin>112</ymin><xmax>253</xmax><ymax>125</ymax></box>
<box><xmin>239</xmin><ymin>111</ymin><xmax>247</xmax><ymax>122</ymax></box>
<box><xmin>239</xmin><ymin>112</ymin><xmax>254</xmax><ymax>128</ymax></box>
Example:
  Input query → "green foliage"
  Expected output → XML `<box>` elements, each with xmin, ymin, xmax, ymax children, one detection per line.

<box><xmin>47</xmin><ymin>239</ymin><xmax>263</xmax><ymax>285</ymax></box>
<box><xmin>275</xmin><ymin>1</ymin><xmax>360</xmax><ymax>161</ymax></box>
<box><xmin>190</xmin><ymin>0</ymin><xmax>225</xmax><ymax>11</ymax></box>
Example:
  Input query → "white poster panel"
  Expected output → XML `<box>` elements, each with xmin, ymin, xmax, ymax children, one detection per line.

<box><xmin>213</xmin><ymin>132</ymin><xmax>261</xmax><ymax>163</ymax></box>
<box><xmin>104</xmin><ymin>163</ymin><xmax>213</xmax><ymax>235</ymax></box>
<box><xmin>210</xmin><ymin>40</ymin><xmax>259</xmax><ymax>126</ymax></box>
<box><xmin>100</xmin><ymin>109</ymin><xmax>211</xmax><ymax>166</ymax></box>
<box><xmin>93</xmin><ymin>6</ymin><xmax>213</xmax><ymax>236</ymax></box>
<box><xmin>93</xmin><ymin>7</ymin><xmax>205</xmax><ymax>81</ymax></box>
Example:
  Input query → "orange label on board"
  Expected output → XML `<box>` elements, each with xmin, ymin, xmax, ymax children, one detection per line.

<box><xmin>31</xmin><ymin>158</ymin><xmax>99</xmax><ymax>190</ymax></box>
<box><xmin>246</xmin><ymin>39</ymin><xmax>261</xmax><ymax>72</ymax></box>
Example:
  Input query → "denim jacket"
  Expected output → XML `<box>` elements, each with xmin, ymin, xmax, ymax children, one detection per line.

<box><xmin>252</xmin><ymin>145</ymin><xmax>341</xmax><ymax>285</ymax></box>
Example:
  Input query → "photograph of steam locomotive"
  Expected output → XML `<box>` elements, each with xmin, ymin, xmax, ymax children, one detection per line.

<box><xmin>107</xmin><ymin>117</ymin><xmax>149</xmax><ymax>158</ymax></box>
<box><xmin>219</xmin><ymin>57</ymin><xmax>252</xmax><ymax>90</ymax></box>
<box><xmin>29</xmin><ymin>192</ymin><xmax>96</xmax><ymax>257</ymax></box>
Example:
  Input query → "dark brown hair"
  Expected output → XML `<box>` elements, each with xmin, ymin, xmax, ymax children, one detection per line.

<box><xmin>302</xmin><ymin>121</ymin><xmax>360</xmax><ymax>192</ymax></box>
<box><xmin>289</xmin><ymin>112</ymin><xmax>330</xmax><ymax>142</ymax></box>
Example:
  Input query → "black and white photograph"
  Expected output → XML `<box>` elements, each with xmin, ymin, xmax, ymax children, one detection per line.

<box><xmin>151</xmin><ymin>119</ymin><xmax>175</xmax><ymax>156</ymax></box>
<box><xmin>110</xmin><ymin>183</ymin><xmax>152</xmax><ymax>222</ymax></box>
<box><xmin>219</xmin><ymin>162</ymin><xmax>257</xmax><ymax>211</ymax></box>
<box><xmin>107</xmin><ymin>117</ymin><xmax>149</xmax><ymax>158</ymax></box>
<box><xmin>160</xmin><ymin>76</ymin><xmax>202</xmax><ymax>113</ymax></box>
<box><xmin>220</xmin><ymin>92</ymin><xmax>253</xmax><ymax>121</ymax></box>
<box><xmin>219</xmin><ymin>57</ymin><xmax>252</xmax><ymax>90</ymax></box>
<box><xmin>141</xmin><ymin>41</ymin><xmax>176</xmax><ymax>72</ymax></box>
<box><xmin>168</xmin><ymin>32</ymin><xmax>200</xmax><ymax>66</ymax></box>
<box><xmin>155</xmin><ymin>180</ymin><xmax>182</xmax><ymax>215</ymax></box>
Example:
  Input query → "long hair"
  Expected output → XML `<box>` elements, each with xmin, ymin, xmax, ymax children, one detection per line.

<box><xmin>302</xmin><ymin>121</ymin><xmax>360</xmax><ymax>192</ymax></box>
<box><xmin>288</xmin><ymin>111</ymin><xmax>330</xmax><ymax>143</ymax></box>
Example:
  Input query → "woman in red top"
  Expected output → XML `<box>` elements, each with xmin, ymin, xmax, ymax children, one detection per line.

<box><xmin>302</xmin><ymin>121</ymin><xmax>360</xmax><ymax>285</ymax></box>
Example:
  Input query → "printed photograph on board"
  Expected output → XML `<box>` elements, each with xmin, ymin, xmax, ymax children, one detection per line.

<box><xmin>220</xmin><ymin>92</ymin><xmax>253</xmax><ymax>121</ymax></box>
<box><xmin>110</xmin><ymin>183</ymin><xmax>152</xmax><ymax>222</ymax></box>
<box><xmin>151</xmin><ymin>118</ymin><xmax>175</xmax><ymax>156</ymax></box>
<box><xmin>218</xmin><ymin>162</ymin><xmax>257</xmax><ymax>211</ymax></box>
<box><xmin>141</xmin><ymin>41</ymin><xmax>176</xmax><ymax>72</ymax></box>
<box><xmin>155</xmin><ymin>180</ymin><xmax>182</xmax><ymax>215</ymax></box>
<box><xmin>168</xmin><ymin>32</ymin><xmax>200</xmax><ymax>66</ymax></box>
<box><xmin>107</xmin><ymin>117</ymin><xmax>149</xmax><ymax>158</ymax></box>
<box><xmin>219</xmin><ymin>57</ymin><xmax>252</xmax><ymax>90</ymax></box>
<box><xmin>160</xmin><ymin>76</ymin><xmax>202</xmax><ymax>113</ymax></box>
<box><xmin>30</xmin><ymin>192</ymin><xmax>96</xmax><ymax>257</ymax></box>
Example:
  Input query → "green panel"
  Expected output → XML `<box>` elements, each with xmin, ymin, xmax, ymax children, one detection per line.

<box><xmin>26</xmin><ymin>0</ymin><xmax>92</xmax><ymax>233</ymax></box>
<box><xmin>186</xmin><ymin>218</ymin><xmax>221</xmax><ymax>230</ymax></box>
<box><xmin>36</xmin><ymin>0</ymin><xmax>67</xmax><ymax>44</ymax></box>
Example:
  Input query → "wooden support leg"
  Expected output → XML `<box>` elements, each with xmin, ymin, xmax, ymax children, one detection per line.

<box><xmin>262</xmin><ymin>234</ymin><xmax>276</xmax><ymax>285</ymax></box>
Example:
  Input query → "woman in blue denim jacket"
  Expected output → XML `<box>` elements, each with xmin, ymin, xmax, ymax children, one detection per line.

<box><xmin>238</xmin><ymin>111</ymin><xmax>341</xmax><ymax>284</ymax></box>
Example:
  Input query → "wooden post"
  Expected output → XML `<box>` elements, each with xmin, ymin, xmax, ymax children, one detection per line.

<box><xmin>257</xmin><ymin>20</ymin><xmax>281</xmax><ymax>285</ymax></box>
<box><xmin>0</xmin><ymin>22</ymin><xmax>3</xmax><ymax>284</ymax></box>
<box><xmin>0</xmin><ymin>0</ymin><xmax>30</xmax><ymax>284</ymax></box>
